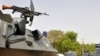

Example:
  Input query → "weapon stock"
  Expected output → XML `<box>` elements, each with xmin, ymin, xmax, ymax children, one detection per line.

<box><xmin>2</xmin><ymin>5</ymin><xmax>13</xmax><ymax>10</ymax></box>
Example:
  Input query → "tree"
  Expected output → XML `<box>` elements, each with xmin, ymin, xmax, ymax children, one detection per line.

<box><xmin>55</xmin><ymin>31</ymin><xmax>79</xmax><ymax>53</ymax></box>
<box><xmin>56</xmin><ymin>36</ymin><xmax>71</xmax><ymax>53</ymax></box>
<box><xmin>84</xmin><ymin>43</ymin><xmax>95</xmax><ymax>53</ymax></box>
<box><xmin>47</xmin><ymin>30</ymin><xmax>95</xmax><ymax>56</ymax></box>
<box><xmin>64</xmin><ymin>31</ymin><xmax>77</xmax><ymax>42</ymax></box>
<box><xmin>47</xmin><ymin>30</ymin><xmax>64</xmax><ymax>43</ymax></box>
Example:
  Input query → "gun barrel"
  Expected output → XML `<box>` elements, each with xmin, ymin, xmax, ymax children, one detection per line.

<box><xmin>44</xmin><ymin>13</ymin><xmax>49</xmax><ymax>16</ymax></box>
<box><xmin>2</xmin><ymin>5</ymin><xmax>13</xmax><ymax>10</ymax></box>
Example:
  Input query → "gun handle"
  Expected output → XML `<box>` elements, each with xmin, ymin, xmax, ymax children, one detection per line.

<box><xmin>2</xmin><ymin>4</ymin><xmax>13</xmax><ymax>10</ymax></box>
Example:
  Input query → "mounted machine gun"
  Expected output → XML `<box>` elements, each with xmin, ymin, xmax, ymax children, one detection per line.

<box><xmin>2</xmin><ymin>2</ymin><xmax>49</xmax><ymax>25</ymax></box>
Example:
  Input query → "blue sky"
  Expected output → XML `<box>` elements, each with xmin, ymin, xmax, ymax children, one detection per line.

<box><xmin>0</xmin><ymin>0</ymin><xmax>100</xmax><ymax>43</ymax></box>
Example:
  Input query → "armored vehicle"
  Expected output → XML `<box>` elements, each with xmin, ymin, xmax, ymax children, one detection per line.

<box><xmin>0</xmin><ymin>0</ymin><xmax>57</xmax><ymax>56</ymax></box>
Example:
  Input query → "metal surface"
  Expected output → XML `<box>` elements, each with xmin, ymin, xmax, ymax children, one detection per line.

<box><xmin>0</xmin><ymin>10</ymin><xmax>13</xmax><ymax>23</ymax></box>
<box><xmin>0</xmin><ymin>18</ymin><xmax>57</xmax><ymax>56</ymax></box>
